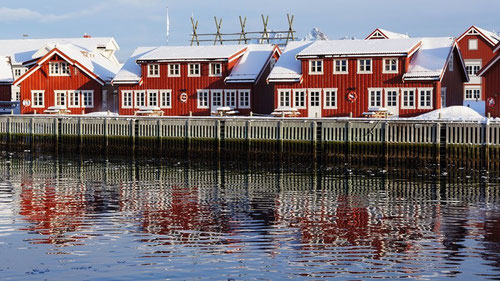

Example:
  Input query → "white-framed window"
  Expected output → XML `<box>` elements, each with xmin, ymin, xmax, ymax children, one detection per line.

<box><xmin>401</xmin><ymin>88</ymin><xmax>416</xmax><ymax>109</ymax></box>
<box><xmin>418</xmin><ymin>88</ymin><xmax>433</xmax><ymax>109</ymax></box>
<box><xmin>464</xmin><ymin>86</ymin><xmax>481</xmax><ymax>100</ymax></box>
<box><xmin>383</xmin><ymin>58</ymin><xmax>398</xmax><ymax>74</ymax></box>
<box><xmin>293</xmin><ymin>89</ymin><xmax>306</xmax><ymax>109</ymax></box>
<box><xmin>465</xmin><ymin>60</ymin><xmax>482</xmax><ymax>77</ymax></box>
<box><xmin>68</xmin><ymin>90</ymin><xmax>80</xmax><ymax>108</ymax></box>
<box><xmin>209</xmin><ymin>63</ymin><xmax>222</xmax><ymax>77</ymax></box>
<box><xmin>54</xmin><ymin>91</ymin><xmax>66</xmax><ymax>107</ymax></box>
<box><xmin>148</xmin><ymin>64</ymin><xmax>160</xmax><ymax>77</ymax></box>
<box><xmin>13</xmin><ymin>68</ymin><xmax>26</xmax><ymax>78</ymax></box>
<box><xmin>122</xmin><ymin>91</ymin><xmax>133</xmax><ymax>108</ymax></box>
<box><xmin>278</xmin><ymin>89</ymin><xmax>291</xmax><ymax>108</ymax></box>
<box><xmin>333</xmin><ymin>59</ymin><xmax>348</xmax><ymax>74</ymax></box>
<box><xmin>324</xmin><ymin>88</ymin><xmax>337</xmax><ymax>109</ymax></box>
<box><xmin>309</xmin><ymin>60</ymin><xmax>323</xmax><ymax>74</ymax></box>
<box><xmin>441</xmin><ymin>87</ymin><xmax>447</xmax><ymax>108</ymax></box>
<box><xmin>14</xmin><ymin>91</ymin><xmax>20</xmax><ymax>101</ymax></box>
<box><xmin>168</xmin><ymin>64</ymin><xmax>180</xmax><ymax>77</ymax></box>
<box><xmin>238</xmin><ymin>90</ymin><xmax>251</xmax><ymax>109</ymax></box>
<box><xmin>385</xmin><ymin>88</ymin><xmax>399</xmax><ymax>108</ymax></box>
<box><xmin>49</xmin><ymin>62</ymin><xmax>70</xmax><ymax>76</ymax></box>
<box><xmin>135</xmin><ymin>90</ymin><xmax>146</xmax><ymax>108</ymax></box>
<box><xmin>449</xmin><ymin>53</ymin><xmax>454</xmax><ymax>72</ymax></box>
<box><xmin>147</xmin><ymin>90</ymin><xmax>158</xmax><ymax>107</ymax></box>
<box><xmin>224</xmin><ymin>90</ymin><xmax>237</xmax><ymax>108</ymax></box>
<box><xmin>160</xmin><ymin>90</ymin><xmax>172</xmax><ymax>108</ymax></box>
<box><xmin>211</xmin><ymin>90</ymin><xmax>223</xmax><ymax>108</ymax></box>
<box><xmin>197</xmin><ymin>90</ymin><xmax>209</xmax><ymax>108</ymax></box>
<box><xmin>357</xmin><ymin>59</ymin><xmax>372</xmax><ymax>73</ymax></box>
<box><xmin>468</xmin><ymin>39</ymin><xmax>478</xmax><ymax>50</ymax></box>
<box><xmin>368</xmin><ymin>88</ymin><xmax>383</xmax><ymax>108</ymax></box>
<box><xmin>188</xmin><ymin>63</ymin><xmax>201</xmax><ymax>77</ymax></box>
<box><xmin>31</xmin><ymin>90</ymin><xmax>44</xmax><ymax>108</ymax></box>
<box><xmin>82</xmin><ymin>90</ymin><xmax>94</xmax><ymax>108</ymax></box>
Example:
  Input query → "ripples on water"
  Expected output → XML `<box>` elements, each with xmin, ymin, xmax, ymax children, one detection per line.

<box><xmin>0</xmin><ymin>152</ymin><xmax>499</xmax><ymax>280</ymax></box>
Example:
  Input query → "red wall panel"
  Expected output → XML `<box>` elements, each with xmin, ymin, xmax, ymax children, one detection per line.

<box><xmin>0</xmin><ymin>85</ymin><xmax>11</xmax><ymax>101</ymax></box>
<box><xmin>484</xmin><ymin>59</ymin><xmax>500</xmax><ymax>117</ymax></box>
<box><xmin>441</xmin><ymin>48</ymin><xmax>467</xmax><ymax>106</ymax></box>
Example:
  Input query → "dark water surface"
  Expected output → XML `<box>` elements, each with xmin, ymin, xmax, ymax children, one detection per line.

<box><xmin>0</xmin><ymin>151</ymin><xmax>499</xmax><ymax>280</ymax></box>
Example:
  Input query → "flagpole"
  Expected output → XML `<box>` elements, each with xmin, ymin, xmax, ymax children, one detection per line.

<box><xmin>166</xmin><ymin>6</ymin><xmax>170</xmax><ymax>45</ymax></box>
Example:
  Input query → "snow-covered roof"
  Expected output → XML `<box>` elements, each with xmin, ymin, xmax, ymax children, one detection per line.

<box><xmin>404</xmin><ymin>37</ymin><xmax>455</xmax><ymax>81</ymax></box>
<box><xmin>0</xmin><ymin>37</ymin><xmax>118</xmax><ymax>65</ymax></box>
<box><xmin>475</xmin><ymin>26</ymin><xmax>500</xmax><ymax>45</ymax></box>
<box><xmin>296</xmin><ymin>38</ymin><xmax>421</xmax><ymax>58</ymax></box>
<box><xmin>478</xmin><ymin>53</ymin><xmax>500</xmax><ymax>77</ymax></box>
<box><xmin>267</xmin><ymin>41</ymin><xmax>314</xmax><ymax>82</ymax></box>
<box><xmin>377</xmin><ymin>29</ymin><xmax>410</xmax><ymax>39</ymax></box>
<box><xmin>113</xmin><ymin>47</ymin><xmax>158</xmax><ymax>84</ymax></box>
<box><xmin>457</xmin><ymin>26</ymin><xmax>500</xmax><ymax>46</ymax></box>
<box><xmin>225</xmin><ymin>44</ymin><xmax>277</xmax><ymax>83</ymax></box>
<box><xmin>137</xmin><ymin>45</ymin><xmax>246</xmax><ymax>62</ymax></box>
<box><xmin>0</xmin><ymin>56</ymin><xmax>13</xmax><ymax>84</ymax></box>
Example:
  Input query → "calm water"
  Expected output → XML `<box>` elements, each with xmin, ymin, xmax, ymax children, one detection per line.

<box><xmin>0</xmin><ymin>152</ymin><xmax>499</xmax><ymax>280</ymax></box>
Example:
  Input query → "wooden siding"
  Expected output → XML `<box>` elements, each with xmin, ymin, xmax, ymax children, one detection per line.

<box><xmin>442</xmin><ymin>48</ymin><xmax>467</xmax><ymax>107</ymax></box>
<box><xmin>272</xmin><ymin>57</ymin><xmax>440</xmax><ymax>117</ymax></box>
<box><xmin>483</xmin><ymin>58</ymin><xmax>500</xmax><ymax>117</ymax></box>
<box><xmin>0</xmin><ymin>85</ymin><xmax>11</xmax><ymax>101</ymax></box>
<box><xmin>19</xmin><ymin>54</ymin><xmax>102</xmax><ymax>114</ymax></box>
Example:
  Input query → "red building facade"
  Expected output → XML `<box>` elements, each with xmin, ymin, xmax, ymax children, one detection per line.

<box><xmin>478</xmin><ymin>44</ymin><xmax>500</xmax><ymax>117</ymax></box>
<box><xmin>456</xmin><ymin>26</ymin><xmax>500</xmax><ymax>115</ymax></box>
<box><xmin>268</xmin><ymin>38</ymin><xmax>467</xmax><ymax>118</ymax></box>
<box><xmin>113</xmin><ymin>45</ymin><xmax>280</xmax><ymax>116</ymax></box>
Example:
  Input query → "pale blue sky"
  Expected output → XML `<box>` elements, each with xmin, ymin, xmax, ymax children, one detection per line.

<box><xmin>0</xmin><ymin>0</ymin><xmax>498</xmax><ymax>61</ymax></box>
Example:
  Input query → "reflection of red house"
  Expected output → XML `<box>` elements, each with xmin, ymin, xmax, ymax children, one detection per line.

<box><xmin>113</xmin><ymin>44</ymin><xmax>280</xmax><ymax>116</ymax></box>
<box><xmin>267</xmin><ymin>38</ymin><xmax>468</xmax><ymax>118</ymax></box>
<box><xmin>14</xmin><ymin>44</ymin><xmax>120</xmax><ymax>114</ymax></box>
<box><xmin>478</xmin><ymin>43</ymin><xmax>500</xmax><ymax>117</ymax></box>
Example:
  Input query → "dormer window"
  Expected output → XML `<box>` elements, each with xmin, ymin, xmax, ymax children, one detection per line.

<box><xmin>148</xmin><ymin>64</ymin><xmax>160</xmax><ymax>77</ymax></box>
<box><xmin>357</xmin><ymin>59</ymin><xmax>372</xmax><ymax>74</ymax></box>
<box><xmin>49</xmin><ymin>62</ymin><xmax>70</xmax><ymax>76</ymax></box>
<box><xmin>168</xmin><ymin>64</ymin><xmax>180</xmax><ymax>77</ymax></box>
<box><xmin>188</xmin><ymin>63</ymin><xmax>201</xmax><ymax>77</ymax></box>
<box><xmin>210</xmin><ymin>63</ymin><xmax>222</xmax><ymax>77</ymax></box>
<box><xmin>309</xmin><ymin>60</ymin><xmax>323</xmax><ymax>74</ymax></box>
<box><xmin>383</xmin><ymin>58</ymin><xmax>398</xmax><ymax>74</ymax></box>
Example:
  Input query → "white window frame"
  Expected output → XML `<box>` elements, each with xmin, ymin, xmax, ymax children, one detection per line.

<box><xmin>31</xmin><ymin>90</ymin><xmax>44</xmax><ymax>108</ymax></box>
<box><xmin>465</xmin><ymin>60</ymin><xmax>482</xmax><ymax>77</ymax></box>
<box><xmin>211</xmin><ymin>90</ymin><xmax>223</xmax><ymax>109</ymax></box>
<box><xmin>368</xmin><ymin>88</ymin><xmax>383</xmax><ymax>108</ymax></box>
<box><xmin>384</xmin><ymin>88</ymin><xmax>399</xmax><ymax>108</ymax></box>
<box><xmin>209</xmin><ymin>63</ymin><xmax>223</xmax><ymax>77</ymax></box>
<box><xmin>449</xmin><ymin>53</ymin><xmax>454</xmax><ymax>72</ymax></box>
<box><xmin>188</xmin><ymin>63</ymin><xmax>201</xmax><ymax>77</ymax></box>
<box><xmin>197</xmin><ymin>90</ymin><xmax>210</xmax><ymax>109</ymax></box>
<box><xmin>308</xmin><ymin>88</ymin><xmax>322</xmax><ymax>108</ymax></box>
<box><xmin>147</xmin><ymin>90</ymin><xmax>159</xmax><ymax>107</ymax></box>
<box><xmin>464</xmin><ymin>86</ymin><xmax>481</xmax><ymax>101</ymax></box>
<box><xmin>49</xmin><ymin>62</ymin><xmax>70</xmax><ymax>76</ymax></box>
<box><xmin>468</xmin><ymin>39</ymin><xmax>478</xmax><ymax>50</ymax></box>
<box><xmin>293</xmin><ymin>89</ymin><xmax>306</xmax><ymax>109</ymax></box>
<box><xmin>278</xmin><ymin>89</ymin><xmax>291</xmax><ymax>108</ymax></box>
<box><xmin>122</xmin><ymin>90</ymin><xmax>133</xmax><ymax>109</ymax></box>
<box><xmin>68</xmin><ymin>90</ymin><xmax>80</xmax><ymax>108</ymax></box>
<box><xmin>168</xmin><ymin>64</ymin><xmax>180</xmax><ymax>77</ymax></box>
<box><xmin>238</xmin><ymin>89</ymin><xmax>251</xmax><ymax>109</ymax></box>
<box><xmin>382</xmin><ymin>58</ymin><xmax>398</xmax><ymax>74</ymax></box>
<box><xmin>323</xmin><ymin>88</ymin><xmax>338</xmax><ymax>109</ymax></box>
<box><xmin>401</xmin><ymin>88</ymin><xmax>416</xmax><ymax>109</ymax></box>
<box><xmin>81</xmin><ymin>90</ymin><xmax>94</xmax><ymax>108</ymax></box>
<box><xmin>333</xmin><ymin>59</ymin><xmax>348</xmax><ymax>74</ymax></box>
<box><xmin>418</xmin><ymin>88</ymin><xmax>433</xmax><ymax>109</ymax></box>
<box><xmin>148</xmin><ymin>64</ymin><xmax>160</xmax><ymax>77</ymax></box>
<box><xmin>357</xmin><ymin>59</ymin><xmax>372</xmax><ymax>74</ymax></box>
<box><xmin>160</xmin><ymin>90</ymin><xmax>172</xmax><ymax>108</ymax></box>
<box><xmin>309</xmin><ymin>60</ymin><xmax>323</xmax><ymax>75</ymax></box>
<box><xmin>224</xmin><ymin>90</ymin><xmax>237</xmax><ymax>108</ymax></box>
<box><xmin>134</xmin><ymin>90</ymin><xmax>146</xmax><ymax>108</ymax></box>
<box><xmin>54</xmin><ymin>90</ymin><xmax>67</xmax><ymax>107</ymax></box>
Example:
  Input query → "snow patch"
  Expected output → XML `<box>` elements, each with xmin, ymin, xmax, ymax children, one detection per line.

<box><xmin>409</xmin><ymin>106</ymin><xmax>484</xmax><ymax>121</ymax></box>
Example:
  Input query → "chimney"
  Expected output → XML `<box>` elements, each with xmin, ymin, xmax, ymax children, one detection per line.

<box><xmin>83</xmin><ymin>33</ymin><xmax>92</xmax><ymax>38</ymax></box>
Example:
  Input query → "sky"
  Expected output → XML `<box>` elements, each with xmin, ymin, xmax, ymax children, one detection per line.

<box><xmin>0</xmin><ymin>0</ymin><xmax>498</xmax><ymax>62</ymax></box>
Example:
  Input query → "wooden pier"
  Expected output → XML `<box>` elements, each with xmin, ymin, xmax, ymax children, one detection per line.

<box><xmin>0</xmin><ymin>115</ymin><xmax>499</xmax><ymax>166</ymax></box>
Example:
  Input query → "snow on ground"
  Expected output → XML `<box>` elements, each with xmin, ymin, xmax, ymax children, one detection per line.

<box><xmin>85</xmin><ymin>111</ymin><xmax>119</xmax><ymax>116</ymax></box>
<box><xmin>409</xmin><ymin>106</ymin><xmax>484</xmax><ymax>121</ymax></box>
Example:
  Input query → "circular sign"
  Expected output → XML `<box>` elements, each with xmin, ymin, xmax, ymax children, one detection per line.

<box><xmin>179</xmin><ymin>93</ymin><xmax>188</xmax><ymax>103</ymax></box>
<box><xmin>487</xmin><ymin>97</ymin><xmax>496</xmax><ymax>108</ymax></box>
<box><xmin>22</xmin><ymin>99</ymin><xmax>31</xmax><ymax>107</ymax></box>
<box><xmin>346</xmin><ymin>91</ymin><xmax>357</xmax><ymax>103</ymax></box>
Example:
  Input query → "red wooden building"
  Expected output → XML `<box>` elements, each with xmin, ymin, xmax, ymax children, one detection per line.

<box><xmin>113</xmin><ymin>44</ymin><xmax>280</xmax><ymax>116</ymax></box>
<box><xmin>478</xmin><ymin>43</ymin><xmax>500</xmax><ymax>117</ymax></box>
<box><xmin>267</xmin><ymin>38</ymin><xmax>468</xmax><ymax>118</ymax></box>
<box><xmin>456</xmin><ymin>26</ymin><xmax>500</xmax><ymax>115</ymax></box>
<box><xmin>14</xmin><ymin>44</ymin><xmax>120</xmax><ymax>114</ymax></box>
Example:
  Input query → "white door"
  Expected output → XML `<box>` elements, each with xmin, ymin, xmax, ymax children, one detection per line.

<box><xmin>385</xmin><ymin>89</ymin><xmax>399</xmax><ymax>116</ymax></box>
<box><xmin>308</xmin><ymin>89</ymin><xmax>322</xmax><ymax>118</ymax></box>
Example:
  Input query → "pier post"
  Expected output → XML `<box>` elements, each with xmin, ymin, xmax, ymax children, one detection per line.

<box><xmin>484</xmin><ymin>121</ymin><xmax>490</xmax><ymax>170</ymax></box>
<box><xmin>29</xmin><ymin>118</ymin><xmax>34</xmax><ymax>145</ymax></box>
<box><xmin>6</xmin><ymin>117</ymin><xmax>11</xmax><ymax>144</ymax></box>
<box><xmin>345</xmin><ymin>121</ymin><xmax>351</xmax><ymax>157</ymax></box>
<box><xmin>130</xmin><ymin>119</ymin><xmax>135</xmax><ymax>148</ymax></box>
<box><xmin>383</xmin><ymin>121</ymin><xmax>389</xmax><ymax>162</ymax></box>
<box><xmin>103</xmin><ymin>118</ymin><xmax>109</xmax><ymax>148</ymax></box>
<box><xmin>278</xmin><ymin>120</ymin><xmax>284</xmax><ymax>153</ymax></box>
<box><xmin>157</xmin><ymin>119</ymin><xmax>162</xmax><ymax>151</ymax></box>
<box><xmin>312</xmin><ymin>121</ymin><xmax>317</xmax><ymax>157</ymax></box>
<box><xmin>53</xmin><ymin>118</ymin><xmax>59</xmax><ymax>153</ymax></box>
<box><xmin>78</xmin><ymin>118</ymin><xmax>83</xmax><ymax>146</ymax></box>
<box><xmin>215</xmin><ymin>120</ymin><xmax>221</xmax><ymax>152</ymax></box>
<box><xmin>186</xmin><ymin>119</ymin><xmax>191</xmax><ymax>149</ymax></box>
<box><xmin>246</xmin><ymin>120</ymin><xmax>251</xmax><ymax>151</ymax></box>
